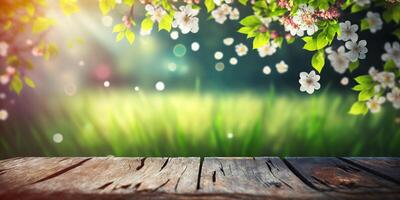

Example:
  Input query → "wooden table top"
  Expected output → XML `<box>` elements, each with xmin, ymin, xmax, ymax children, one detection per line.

<box><xmin>0</xmin><ymin>157</ymin><xmax>399</xmax><ymax>199</ymax></box>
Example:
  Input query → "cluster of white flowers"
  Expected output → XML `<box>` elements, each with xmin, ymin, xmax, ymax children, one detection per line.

<box><xmin>326</xmin><ymin>20</ymin><xmax>368</xmax><ymax>76</ymax></box>
<box><xmin>292</xmin><ymin>4</ymin><xmax>318</xmax><ymax>36</ymax></box>
<box><xmin>366</xmin><ymin>66</ymin><xmax>399</xmax><ymax>113</ymax></box>
<box><xmin>172</xmin><ymin>5</ymin><xmax>200</xmax><ymax>34</ymax></box>
<box><xmin>284</xmin><ymin>4</ymin><xmax>318</xmax><ymax>37</ymax></box>
<box><xmin>0</xmin><ymin>42</ymin><xmax>14</xmax><ymax>121</ymax></box>
<box><xmin>298</xmin><ymin>70</ymin><xmax>321</xmax><ymax>94</ymax></box>
<box><xmin>141</xmin><ymin>4</ymin><xmax>167</xmax><ymax>35</ymax></box>
<box><xmin>257</xmin><ymin>41</ymin><xmax>278</xmax><ymax>58</ymax></box>
<box><xmin>366</xmin><ymin>96</ymin><xmax>385</xmax><ymax>113</ymax></box>
<box><xmin>211</xmin><ymin>0</ymin><xmax>239</xmax><ymax>24</ymax></box>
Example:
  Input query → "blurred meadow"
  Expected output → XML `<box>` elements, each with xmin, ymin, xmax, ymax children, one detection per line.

<box><xmin>1</xmin><ymin>89</ymin><xmax>399</xmax><ymax>158</ymax></box>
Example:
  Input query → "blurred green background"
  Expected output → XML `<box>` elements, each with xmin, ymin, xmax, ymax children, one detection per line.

<box><xmin>0</xmin><ymin>2</ymin><xmax>399</xmax><ymax>158</ymax></box>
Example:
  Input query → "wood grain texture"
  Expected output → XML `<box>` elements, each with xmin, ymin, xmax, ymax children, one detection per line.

<box><xmin>0</xmin><ymin>157</ymin><xmax>91</xmax><ymax>193</ymax></box>
<box><xmin>1</xmin><ymin>157</ymin><xmax>199</xmax><ymax>200</ymax></box>
<box><xmin>285</xmin><ymin>157</ymin><xmax>400</xmax><ymax>198</ymax></box>
<box><xmin>1</xmin><ymin>157</ymin><xmax>400</xmax><ymax>199</ymax></box>
<box><xmin>342</xmin><ymin>157</ymin><xmax>400</xmax><ymax>183</ymax></box>
<box><xmin>198</xmin><ymin>157</ymin><xmax>324</xmax><ymax>198</ymax></box>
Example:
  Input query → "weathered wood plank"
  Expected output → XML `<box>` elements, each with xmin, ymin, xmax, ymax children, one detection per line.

<box><xmin>342</xmin><ymin>157</ymin><xmax>400</xmax><ymax>183</ymax></box>
<box><xmin>198</xmin><ymin>157</ymin><xmax>324</xmax><ymax>198</ymax></box>
<box><xmin>285</xmin><ymin>157</ymin><xmax>400</xmax><ymax>196</ymax></box>
<box><xmin>2</xmin><ymin>157</ymin><xmax>199</xmax><ymax>199</ymax></box>
<box><xmin>0</xmin><ymin>157</ymin><xmax>91</xmax><ymax>193</ymax></box>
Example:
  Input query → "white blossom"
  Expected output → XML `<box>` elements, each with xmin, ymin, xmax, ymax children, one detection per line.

<box><xmin>263</xmin><ymin>66</ymin><xmax>271</xmax><ymax>75</ymax></box>
<box><xmin>292</xmin><ymin>4</ymin><xmax>318</xmax><ymax>36</ymax></box>
<box><xmin>355</xmin><ymin>0</ymin><xmax>370</xmax><ymax>7</ymax></box>
<box><xmin>220</xmin><ymin>4</ymin><xmax>232</xmax><ymax>15</ymax></box>
<box><xmin>0</xmin><ymin>42</ymin><xmax>8</xmax><ymax>57</ymax></box>
<box><xmin>0</xmin><ymin>75</ymin><xmax>10</xmax><ymax>85</ymax></box>
<box><xmin>223</xmin><ymin>37</ymin><xmax>234</xmax><ymax>46</ymax></box>
<box><xmin>257</xmin><ymin>42</ymin><xmax>278</xmax><ymax>57</ymax></box>
<box><xmin>327</xmin><ymin>46</ymin><xmax>349</xmax><ymax>74</ymax></box>
<box><xmin>0</xmin><ymin>109</ymin><xmax>8</xmax><ymax>121</ymax></box>
<box><xmin>229</xmin><ymin>8</ymin><xmax>240</xmax><ymax>20</ymax></box>
<box><xmin>299</xmin><ymin>70</ymin><xmax>321</xmax><ymax>94</ymax></box>
<box><xmin>366</xmin><ymin>96</ymin><xmax>385</xmax><ymax>113</ymax></box>
<box><xmin>345</xmin><ymin>40</ymin><xmax>368</xmax><ymax>62</ymax></box>
<box><xmin>283</xmin><ymin>18</ymin><xmax>303</xmax><ymax>37</ymax></box>
<box><xmin>212</xmin><ymin>7</ymin><xmax>228</xmax><ymax>24</ymax></box>
<box><xmin>170</xmin><ymin>31</ymin><xmax>179</xmax><ymax>40</ymax></box>
<box><xmin>387</xmin><ymin>87</ymin><xmax>400</xmax><ymax>109</ymax></box>
<box><xmin>172</xmin><ymin>5</ymin><xmax>199</xmax><ymax>34</ymax></box>
<box><xmin>366</xmin><ymin>12</ymin><xmax>382</xmax><ymax>33</ymax></box>
<box><xmin>340</xmin><ymin>77</ymin><xmax>349</xmax><ymax>86</ymax></box>
<box><xmin>235</xmin><ymin>43</ymin><xmax>248</xmax><ymax>56</ymax></box>
<box><xmin>338</xmin><ymin>21</ymin><xmax>358</xmax><ymax>42</ymax></box>
<box><xmin>145</xmin><ymin>4</ymin><xmax>166</xmax><ymax>23</ymax></box>
<box><xmin>229</xmin><ymin>57</ymin><xmax>238</xmax><ymax>65</ymax></box>
<box><xmin>275</xmin><ymin>60</ymin><xmax>289</xmax><ymax>74</ymax></box>
<box><xmin>377</xmin><ymin>71</ymin><xmax>396</xmax><ymax>89</ymax></box>
<box><xmin>368</xmin><ymin>66</ymin><xmax>379</xmax><ymax>81</ymax></box>
<box><xmin>381</xmin><ymin>42</ymin><xmax>400</xmax><ymax>68</ymax></box>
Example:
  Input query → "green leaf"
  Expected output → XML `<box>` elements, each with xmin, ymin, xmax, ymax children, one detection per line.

<box><xmin>159</xmin><ymin>14</ymin><xmax>173</xmax><ymax>32</ymax></box>
<box><xmin>123</xmin><ymin>0</ymin><xmax>135</xmax><ymax>6</ymax></box>
<box><xmin>116</xmin><ymin>31</ymin><xmax>124</xmax><ymax>42</ymax></box>
<box><xmin>32</xmin><ymin>17</ymin><xmax>55</xmax><ymax>34</ymax></box>
<box><xmin>393</xmin><ymin>28</ymin><xmax>400</xmax><ymax>39</ymax></box>
<box><xmin>141</xmin><ymin>17</ymin><xmax>154</xmax><ymax>32</ymax></box>
<box><xmin>10</xmin><ymin>75</ymin><xmax>23</xmax><ymax>95</ymax></box>
<box><xmin>238</xmin><ymin>26</ymin><xmax>254</xmax><ymax>34</ymax></box>
<box><xmin>384</xmin><ymin>60</ymin><xmax>396</xmax><ymax>71</ymax></box>
<box><xmin>125</xmin><ymin>30</ymin><xmax>135</xmax><ymax>44</ymax></box>
<box><xmin>205</xmin><ymin>0</ymin><xmax>215</xmax><ymax>12</ymax></box>
<box><xmin>238</xmin><ymin>0</ymin><xmax>249</xmax><ymax>5</ymax></box>
<box><xmin>239</xmin><ymin>15</ymin><xmax>260</xmax><ymax>27</ymax></box>
<box><xmin>286</xmin><ymin>36</ymin><xmax>295</xmax><ymax>44</ymax></box>
<box><xmin>302</xmin><ymin>36</ymin><xmax>318</xmax><ymax>51</ymax></box>
<box><xmin>352</xmin><ymin>84</ymin><xmax>372</xmax><ymax>91</ymax></box>
<box><xmin>316</xmin><ymin>33</ymin><xmax>329</xmax><ymax>49</ymax></box>
<box><xmin>360</xmin><ymin>19</ymin><xmax>369</xmax><ymax>31</ymax></box>
<box><xmin>348</xmin><ymin>101</ymin><xmax>368</xmax><ymax>115</ymax></box>
<box><xmin>354</xmin><ymin>75</ymin><xmax>372</xmax><ymax>84</ymax></box>
<box><xmin>358</xmin><ymin>88</ymin><xmax>374</xmax><ymax>101</ymax></box>
<box><xmin>60</xmin><ymin>0</ymin><xmax>80</xmax><ymax>16</ymax></box>
<box><xmin>311</xmin><ymin>50</ymin><xmax>325</xmax><ymax>73</ymax></box>
<box><xmin>99</xmin><ymin>0</ymin><xmax>116</xmax><ymax>15</ymax></box>
<box><xmin>349</xmin><ymin>60</ymin><xmax>359</xmax><ymax>72</ymax></box>
<box><xmin>24</xmin><ymin>76</ymin><xmax>36</xmax><ymax>88</ymax></box>
<box><xmin>383</xmin><ymin>9</ymin><xmax>393</xmax><ymax>23</ymax></box>
<box><xmin>351</xmin><ymin>4</ymin><xmax>363</xmax><ymax>13</ymax></box>
<box><xmin>112</xmin><ymin>24</ymin><xmax>126</xmax><ymax>33</ymax></box>
<box><xmin>253</xmin><ymin>32</ymin><xmax>269</xmax><ymax>49</ymax></box>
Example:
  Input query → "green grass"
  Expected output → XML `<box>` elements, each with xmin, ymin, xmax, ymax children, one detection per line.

<box><xmin>1</xmin><ymin>89</ymin><xmax>399</xmax><ymax>158</ymax></box>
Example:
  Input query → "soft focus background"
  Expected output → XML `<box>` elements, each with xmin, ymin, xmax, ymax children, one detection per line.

<box><xmin>0</xmin><ymin>2</ymin><xmax>399</xmax><ymax>158</ymax></box>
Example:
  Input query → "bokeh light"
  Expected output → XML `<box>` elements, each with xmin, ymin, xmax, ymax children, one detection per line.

<box><xmin>173</xmin><ymin>44</ymin><xmax>186</xmax><ymax>57</ymax></box>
